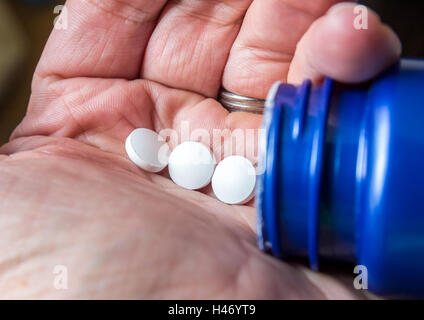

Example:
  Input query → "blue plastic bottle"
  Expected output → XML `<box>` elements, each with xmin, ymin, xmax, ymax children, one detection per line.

<box><xmin>257</xmin><ymin>58</ymin><xmax>424</xmax><ymax>299</ymax></box>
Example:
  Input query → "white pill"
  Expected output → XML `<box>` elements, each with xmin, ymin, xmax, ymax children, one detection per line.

<box><xmin>125</xmin><ymin>128</ymin><xmax>170</xmax><ymax>173</ymax></box>
<box><xmin>212</xmin><ymin>156</ymin><xmax>256</xmax><ymax>205</ymax></box>
<box><xmin>168</xmin><ymin>142</ymin><xmax>216</xmax><ymax>190</ymax></box>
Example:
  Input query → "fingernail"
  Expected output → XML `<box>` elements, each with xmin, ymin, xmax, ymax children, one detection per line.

<box><xmin>327</xmin><ymin>2</ymin><xmax>357</xmax><ymax>16</ymax></box>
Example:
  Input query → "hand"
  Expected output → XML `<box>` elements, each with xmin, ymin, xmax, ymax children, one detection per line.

<box><xmin>0</xmin><ymin>0</ymin><xmax>400</xmax><ymax>299</ymax></box>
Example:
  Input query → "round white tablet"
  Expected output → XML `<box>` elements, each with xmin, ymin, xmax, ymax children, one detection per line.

<box><xmin>212</xmin><ymin>156</ymin><xmax>256</xmax><ymax>205</ymax></box>
<box><xmin>125</xmin><ymin>128</ymin><xmax>170</xmax><ymax>173</ymax></box>
<box><xmin>168</xmin><ymin>142</ymin><xmax>216</xmax><ymax>190</ymax></box>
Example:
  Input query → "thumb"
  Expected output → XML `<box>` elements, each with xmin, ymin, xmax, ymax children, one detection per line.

<box><xmin>288</xmin><ymin>3</ymin><xmax>402</xmax><ymax>84</ymax></box>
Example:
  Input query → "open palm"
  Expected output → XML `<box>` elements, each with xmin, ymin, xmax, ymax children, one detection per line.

<box><xmin>0</xmin><ymin>0</ymin><xmax>400</xmax><ymax>298</ymax></box>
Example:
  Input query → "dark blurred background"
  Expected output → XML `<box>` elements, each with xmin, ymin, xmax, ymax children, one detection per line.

<box><xmin>0</xmin><ymin>0</ymin><xmax>423</xmax><ymax>145</ymax></box>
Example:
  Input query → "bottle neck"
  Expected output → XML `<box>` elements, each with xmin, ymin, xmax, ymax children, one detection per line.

<box><xmin>319</xmin><ymin>83</ymin><xmax>368</xmax><ymax>263</ymax></box>
<box><xmin>258</xmin><ymin>79</ymin><xmax>368</xmax><ymax>269</ymax></box>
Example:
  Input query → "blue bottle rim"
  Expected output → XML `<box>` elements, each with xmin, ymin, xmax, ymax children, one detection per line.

<box><xmin>257</xmin><ymin>78</ymin><xmax>333</xmax><ymax>270</ymax></box>
<box><xmin>257</xmin><ymin>82</ymin><xmax>282</xmax><ymax>256</ymax></box>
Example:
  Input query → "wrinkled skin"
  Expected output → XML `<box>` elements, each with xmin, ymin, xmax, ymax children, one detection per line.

<box><xmin>0</xmin><ymin>0</ymin><xmax>401</xmax><ymax>299</ymax></box>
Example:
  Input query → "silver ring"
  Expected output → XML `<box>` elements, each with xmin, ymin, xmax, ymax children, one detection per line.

<box><xmin>219</xmin><ymin>88</ymin><xmax>265</xmax><ymax>114</ymax></box>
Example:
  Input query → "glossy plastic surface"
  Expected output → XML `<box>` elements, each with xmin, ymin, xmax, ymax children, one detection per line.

<box><xmin>258</xmin><ymin>59</ymin><xmax>424</xmax><ymax>298</ymax></box>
